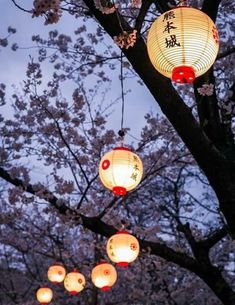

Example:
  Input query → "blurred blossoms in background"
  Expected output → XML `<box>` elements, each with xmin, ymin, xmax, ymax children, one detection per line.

<box><xmin>197</xmin><ymin>83</ymin><xmax>214</xmax><ymax>96</ymax></box>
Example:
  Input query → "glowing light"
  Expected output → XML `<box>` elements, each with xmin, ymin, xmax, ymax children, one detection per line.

<box><xmin>106</xmin><ymin>231</ymin><xmax>140</xmax><ymax>267</ymax></box>
<box><xmin>147</xmin><ymin>6</ymin><xmax>219</xmax><ymax>83</ymax></box>
<box><xmin>99</xmin><ymin>147</ymin><xmax>143</xmax><ymax>196</ymax></box>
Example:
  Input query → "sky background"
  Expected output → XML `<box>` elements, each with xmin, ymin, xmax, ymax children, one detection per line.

<box><xmin>0</xmin><ymin>0</ymin><xmax>160</xmax><ymax>143</ymax></box>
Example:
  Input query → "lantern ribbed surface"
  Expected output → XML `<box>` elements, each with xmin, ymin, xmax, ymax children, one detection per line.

<box><xmin>91</xmin><ymin>262</ymin><xmax>117</xmax><ymax>291</ymax></box>
<box><xmin>106</xmin><ymin>231</ymin><xmax>140</xmax><ymax>267</ymax></box>
<box><xmin>99</xmin><ymin>147</ymin><xmax>143</xmax><ymax>196</ymax></box>
<box><xmin>47</xmin><ymin>264</ymin><xmax>66</xmax><ymax>284</ymax></box>
<box><xmin>147</xmin><ymin>6</ymin><xmax>219</xmax><ymax>83</ymax></box>
<box><xmin>64</xmin><ymin>271</ymin><xmax>86</xmax><ymax>295</ymax></box>
<box><xmin>36</xmin><ymin>287</ymin><xmax>53</xmax><ymax>305</ymax></box>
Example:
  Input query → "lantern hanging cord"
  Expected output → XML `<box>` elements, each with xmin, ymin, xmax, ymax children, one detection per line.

<box><xmin>118</xmin><ymin>51</ymin><xmax>125</xmax><ymax>142</ymax></box>
<box><xmin>178</xmin><ymin>0</ymin><xmax>188</xmax><ymax>6</ymax></box>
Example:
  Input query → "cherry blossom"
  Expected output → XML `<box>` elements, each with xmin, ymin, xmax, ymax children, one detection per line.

<box><xmin>197</xmin><ymin>83</ymin><xmax>214</xmax><ymax>96</ymax></box>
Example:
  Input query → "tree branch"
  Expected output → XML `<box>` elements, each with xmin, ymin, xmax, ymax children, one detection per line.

<box><xmin>217</xmin><ymin>47</ymin><xmax>235</xmax><ymax>60</ymax></box>
<box><xmin>0</xmin><ymin>166</ymin><xmax>200</xmax><ymax>274</ymax></box>
<box><xmin>11</xmin><ymin>0</ymin><xmax>32</xmax><ymax>13</ymax></box>
<box><xmin>135</xmin><ymin>0</ymin><xmax>154</xmax><ymax>31</ymax></box>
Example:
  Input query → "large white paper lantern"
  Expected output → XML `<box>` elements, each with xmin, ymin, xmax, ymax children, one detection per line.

<box><xmin>36</xmin><ymin>287</ymin><xmax>53</xmax><ymax>305</ymax></box>
<box><xmin>147</xmin><ymin>6</ymin><xmax>219</xmax><ymax>83</ymax></box>
<box><xmin>64</xmin><ymin>270</ymin><xmax>86</xmax><ymax>295</ymax></box>
<box><xmin>91</xmin><ymin>262</ymin><xmax>117</xmax><ymax>291</ymax></box>
<box><xmin>106</xmin><ymin>231</ymin><xmax>140</xmax><ymax>267</ymax></box>
<box><xmin>47</xmin><ymin>263</ymin><xmax>66</xmax><ymax>284</ymax></box>
<box><xmin>99</xmin><ymin>147</ymin><xmax>143</xmax><ymax>196</ymax></box>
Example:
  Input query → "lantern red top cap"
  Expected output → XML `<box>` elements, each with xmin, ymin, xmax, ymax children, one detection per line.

<box><xmin>175</xmin><ymin>5</ymin><xmax>190</xmax><ymax>9</ymax></box>
<box><xmin>72</xmin><ymin>269</ymin><xmax>80</xmax><ymax>273</ymax></box>
<box><xmin>96</xmin><ymin>261</ymin><xmax>108</xmax><ymax>266</ymax></box>
<box><xmin>117</xmin><ymin>231</ymin><xmax>129</xmax><ymax>235</ymax></box>
<box><xmin>113</xmin><ymin>146</ymin><xmax>131</xmax><ymax>151</ymax></box>
<box><xmin>52</xmin><ymin>262</ymin><xmax>63</xmax><ymax>266</ymax></box>
<box><xmin>38</xmin><ymin>286</ymin><xmax>49</xmax><ymax>289</ymax></box>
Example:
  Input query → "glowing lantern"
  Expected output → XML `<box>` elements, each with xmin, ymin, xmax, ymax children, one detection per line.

<box><xmin>36</xmin><ymin>287</ymin><xmax>53</xmax><ymax>305</ymax></box>
<box><xmin>147</xmin><ymin>6</ymin><xmax>219</xmax><ymax>83</ymax></box>
<box><xmin>91</xmin><ymin>262</ymin><xmax>117</xmax><ymax>291</ymax></box>
<box><xmin>106</xmin><ymin>231</ymin><xmax>140</xmax><ymax>267</ymax></box>
<box><xmin>47</xmin><ymin>263</ymin><xmax>66</xmax><ymax>284</ymax></box>
<box><xmin>64</xmin><ymin>270</ymin><xmax>86</xmax><ymax>295</ymax></box>
<box><xmin>99</xmin><ymin>147</ymin><xmax>143</xmax><ymax>196</ymax></box>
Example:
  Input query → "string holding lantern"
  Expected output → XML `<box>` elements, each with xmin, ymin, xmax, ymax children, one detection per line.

<box><xmin>36</xmin><ymin>287</ymin><xmax>53</xmax><ymax>305</ymax></box>
<box><xmin>147</xmin><ymin>5</ymin><xmax>219</xmax><ymax>83</ymax></box>
<box><xmin>106</xmin><ymin>231</ymin><xmax>140</xmax><ymax>267</ymax></box>
<box><xmin>91</xmin><ymin>262</ymin><xmax>117</xmax><ymax>291</ymax></box>
<box><xmin>47</xmin><ymin>263</ymin><xmax>66</xmax><ymax>284</ymax></box>
<box><xmin>99</xmin><ymin>146</ymin><xmax>143</xmax><ymax>196</ymax></box>
<box><xmin>64</xmin><ymin>270</ymin><xmax>86</xmax><ymax>295</ymax></box>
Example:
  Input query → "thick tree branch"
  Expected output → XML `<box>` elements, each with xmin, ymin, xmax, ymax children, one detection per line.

<box><xmin>135</xmin><ymin>0</ymin><xmax>154</xmax><ymax>31</ymax></box>
<box><xmin>201</xmin><ymin>0</ymin><xmax>222</xmax><ymax>22</ymax></box>
<box><xmin>200</xmin><ymin>226</ymin><xmax>228</xmax><ymax>250</ymax></box>
<box><xmin>0</xmin><ymin>166</ymin><xmax>200</xmax><ymax>274</ymax></box>
<box><xmin>217</xmin><ymin>47</ymin><xmax>235</xmax><ymax>60</ymax></box>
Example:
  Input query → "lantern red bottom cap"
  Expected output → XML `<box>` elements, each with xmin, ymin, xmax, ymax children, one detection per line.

<box><xmin>117</xmin><ymin>262</ymin><xmax>129</xmax><ymax>267</ymax></box>
<box><xmin>51</xmin><ymin>281</ymin><xmax>60</xmax><ymax>285</ymax></box>
<box><xmin>172</xmin><ymin>66</ymin><xmax>195</xmax><ymax>83</ymax></box>
<box><xmin>101</xmin><ymin>286</ymin><xmax>111</xmax><ymax>292</ymax></box>
<box><xmin>40</xmin><ymin>303</ymin><xmax>49</xmax><ymax>305</ymax></box>
<box><xmin>112</xmin><ymin>186</ymin><xmax>127</xmax><ymax>196</ymax></box>
<box><xmin>69</xmin><ymin>291</ymin><xmax>78</xmax><ymax>296</ymax></box>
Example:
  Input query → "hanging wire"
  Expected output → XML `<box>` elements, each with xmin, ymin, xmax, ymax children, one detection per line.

<box><xmin>118</xmin><ymin>51</ymin><xmax>126</xmax><ymax>145</ymax></box>
<box><xmin>120</xmin><ymin>51</ymin><xmax>125</xmax><ymax>131</ymax></box>
<box><xmin>179</xmin><ymin>0</ymin><xmax>189</xmax><ymax>6</ymax></box>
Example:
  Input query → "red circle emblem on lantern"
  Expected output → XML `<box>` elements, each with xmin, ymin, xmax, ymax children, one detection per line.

<box><xmin>130</xmin><ymin>243</ymin><xmax>137</xmax><ymax>251</ymax></box>
<box><xmin>104</xmin><ymin>269</ymin><xmax>110</xmax><ymax>276</ymax></box>
<box><xmin>102</xmin><ymin>159</ymin><xmax>110</xmax><ymax>170</ymax></box>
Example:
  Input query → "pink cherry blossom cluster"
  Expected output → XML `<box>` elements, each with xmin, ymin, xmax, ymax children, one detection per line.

<box><xmin>113</xmin><ymin>30</ymin><xmax>137</xmax><ymax>49</ymax></box>
<box><xmin>131</xmin><ymin>0</ymin><xmax>142</xmax><ymax>8</ymax></box>
<box><xmin>32</xmin><ymin>0</ymin><xmax>62</xmax><ymax>25</ymax></box>
<box><xmin>94</xmin><ymin>0</ymin><xmax>117</xmax><ymax>14</ymax></box>
<box><xmin>197</xmin><ymin>83</ymin><xmax>214</xmax><ymax>96</ymax></box>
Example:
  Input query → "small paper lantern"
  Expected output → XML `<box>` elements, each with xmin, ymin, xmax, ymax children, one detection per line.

<box><xmin>147</xmin><ymin>6</ymin><xmax>219</xmax><ymax>83</ymax></box>
<box><xmin>99</xmin><ymin>147</ymin><xmax>143</xmax><ymax>196</ymax></box>
<box><xmin>106</xmin><ymin>231</ymin><xmax>140</xmax><ymax>267</ymax></box>
<box><xmin>91</xmin><ymin>262</ymin><xmax>117</xmax><ymax>291</ymax></box>
<box><xmin>36</xmin><ymin>287</ymin><xmax>53</xmax><ymax>305</ymax></box>
<box><xmin>64</xmin><ymin>270</ymin><xmax>86</xmax><ymax>295</ymax></box>
<box><xmin>47</xmin><ymin>263</ymin><xmax>66</xmax><ymax>284</ymax></box>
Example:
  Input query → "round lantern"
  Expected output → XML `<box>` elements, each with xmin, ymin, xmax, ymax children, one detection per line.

<box><xmin>99</xmin><ymin>147</ymin><xmax>143</xmax><ymax>196</ymax></box>
<box><xmin>106</xmin><ymin>231</ymin><xmax>140</xmax><ymax>267</ymax></box>
<box><xmin>147</xmin><ymin>6</ymin><xmax>219</xmax><ymax>83</ymax></box>
<box><xmin>47</xmin><ymin>263</ymin><xmax>66</xmax><ymax>284</ymax></box>
<box><xmin>36</xmin><ymin>287</ymin><xmax>53</xmax><ymax>305</ymax></box>
<box><xmin>64</xmin><ymin>270</ymin><xmax>86</xmax><ymax>295</ymax></box>
<box><xmin>91</xmin><ymin>262</ymin><xmax>117</xmax><ymax>291</ymax></box>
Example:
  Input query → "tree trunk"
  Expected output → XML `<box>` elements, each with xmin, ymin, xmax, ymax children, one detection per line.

<box><xmin>197</xmin><ymin>265</ymin><xmax>235</xmax><ymax>305</ymax></box>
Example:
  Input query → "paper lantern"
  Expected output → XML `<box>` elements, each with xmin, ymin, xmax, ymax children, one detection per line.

<box><xmin>106</xmin><ymin>231</ymin><xmax>140</xmax><ymax>267</ymax></box>
<box><xmin>99</xmin><ymin>147</ymin><xmax>143</xmax><ymax>196</ymax></box>
<box><xmin>91</xmin><ymin>262</ymin><xmax>117</xmax><ymax>291</ymax></box>
<box><xmin>36</xmin><ymin>287</ymin><xmax>53</xmax><ymax>305</ymax></box>
<box><xmin>64</xmin><ymin>270</ymin><xmax>86</xmax><ymax>295</ymax></box>
<box><xmin>47</xmin><ymin>263</ymin><xmax>66</xmax><ymax>284</ymax></box>
<box><xmin>147</xmin><ymin>6</ymin><xmax>219</xmax><ymax>83</ymax></box>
